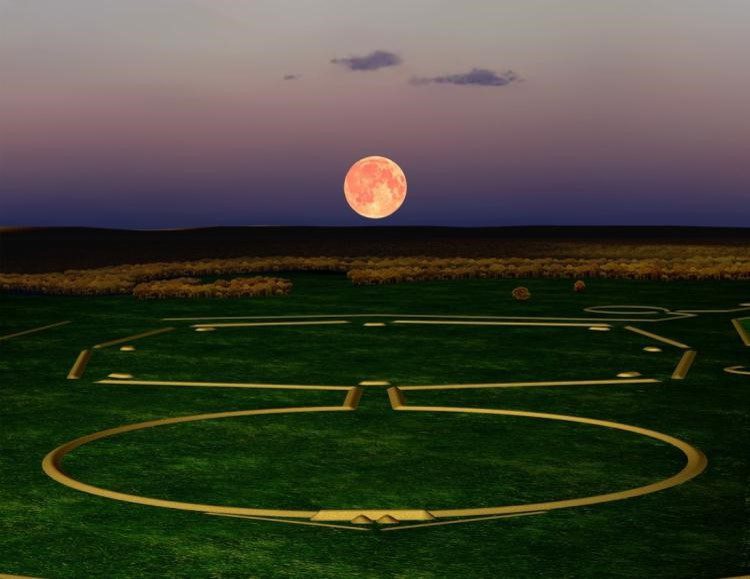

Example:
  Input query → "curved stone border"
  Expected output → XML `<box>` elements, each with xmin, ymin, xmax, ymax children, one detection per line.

<box><xmin>42</xmin><ymin>387</ymin><xmax>707</xmax><ymax>530</ymax></box>
<box><xmin>724</xmin><ymin>365</ymin><xmax>750</xmax><ymax>376</ymax></box>
<box><xmin>387</xmin><ymin>387</ymin><xmax>706</xmax><ymax>520</ymax></box>
<box><xmin>43</xmin><ymin>399</ymin><xmax>357</xmax><ymax>521</ymax></box>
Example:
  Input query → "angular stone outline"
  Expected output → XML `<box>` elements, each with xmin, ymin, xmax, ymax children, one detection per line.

<box><xmin>399</xmin><ymin>378</ymin><xmax>660</xmax><ymax>391</ymax></box>
<box><xmin>392</xmin><ymin>320</ymin><xmax>611</xmax><ymax>328</ymax></box>
<box><xmin>66</xmin><ymin>327</ymin><xmax>175</xmax><ymax>380</ymax></box>
<box><xmin>163</xmin><ymin>311</ymin><xmax>686</xmax><ymax>323</ymax></box>
<box><xmin>191</xmin><ymin>320</ymin><xmax>350</xmax><ymax>329</ymax></box>
<box><xmin>624</xmin><ymin>326</ymin><xmax>691</xmax><ymax>350</ymax></box>
<box><xmin>93</xmin><ymin>327</ymin><xmax>174</xmax><ymax>350</ymax></box>
<box><xmin>67</xmin><ymin>349</ymin><xmax>92</xmax><ymax>379</ymax></box>
<box><xmin>95</xmin><ymin>379</ymin><xmax>351</xmax><ymax>391</ymax></box>
<box><xmin>731</xmin><ymin>318</ymin><xmax>750</xmax><ymax>347</ymax></box>
<box><xmin>671</xmin><ymin>351</ymin><xmax>697</xmax><ymax>380</ymax></box>
<box><xmin>0</xmin><ymin>321</ymin><xmax>70</xmax><ymax>342</ymax></box>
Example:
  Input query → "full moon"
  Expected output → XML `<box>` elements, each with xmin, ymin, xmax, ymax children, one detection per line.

<box><xmin>344</xmin><ymin>156</ymin><xmax>407</xmax><ymax>219</ymax></box>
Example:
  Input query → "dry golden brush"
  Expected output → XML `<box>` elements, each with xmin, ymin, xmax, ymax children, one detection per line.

<box><xmin>1</xmin><ymin>254</ymin><xmax>749</xmax><ymax>296</ymax></box>
<box><xmin>131</xmin><ymin>277</ymin><xmax>292</xmax><ymax>299</ymax></box>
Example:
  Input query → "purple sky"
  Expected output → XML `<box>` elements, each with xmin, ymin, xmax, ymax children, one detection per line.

<box><xmin>1</xmin><ymin>0</ymin><xmax>749</xmax><ymax>227</ymax></box>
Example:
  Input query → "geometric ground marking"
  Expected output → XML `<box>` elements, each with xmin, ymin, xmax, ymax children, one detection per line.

<box><xmin>671</xmin><ymin>350</ymin><xmax>697</xmax><ymax>380</ymax></box>
<box><xmin>93</xmin><ymin>327</ymin><xmax>174</xmax><ymax>350</ymax></box>
<box><xmin>46</xmin><ymin>311</ymin><xmax>710</xmax><ymax>531</ymax></box>
<box><xmin>191</xmin><ymin>320</ymin><xmax>350</xmax><ymax>329</ymax></box>
<box><xmin>391</xmin><ymin>320</ymin><xmax>612</xmax><ymax>328</ymax></box>
<box><xmin>618</xmin><ymin>325</ymin><xmax>697</xmax><ymax>380</ymax></box>
<box><xmin>723</xmin><ymin>318</ymin><xmax>750</xmax><ymax>377</ymax></box>
<box><xmin>42</xmin><ymin>385</ymin><xmax>708</xmax><ymax>532</ymax></box>
<box><xmin>68</xmin><ymin>311</ymin><xmax>686</xmax><ymax>381</ymax></box>
<box><xmin>67</xmin><ymin>349</ymin><xmax>92</xmax><ymax>379</ymax></box>
<box><xmin>584</xmin><ymin>305</ymin><xmax>677</xmax><ymax>316</ymax></box>
<box><xmin>398</xmin><ymin>378</ymin><xmax>660</xmax><ymax>391</ymax></box>
<box><xmin>163</xmin><ymin>310</ymin><xmax>693</xmax><ymax>323</ymax></box>
<box><xmin>379</xmin><ymin>510</ymin><xmax>547</xmax><ymax>532</ymax></box>
<box><xmin>67</xmin><ymin>327</ymin><xmax>176</xmax><ymax>380</ymax></box>
<box><xmin>624</xmin><ymin>326</ymin><xmax>691</xmax><ymax>349</ymax></box>
<box><xmin>731</xmin><ymin>318</ymin><xmax>750</xmax><ymax>347</ymax></box>
<box><xmin>95</xmin><ymin>379</ymin><xmax>351</xmax><ymax>391</ymax></box>
<box><xmin>0</xmin><ymin>320</ymin><xmax>71</xmax><ymax>342</ymax></box>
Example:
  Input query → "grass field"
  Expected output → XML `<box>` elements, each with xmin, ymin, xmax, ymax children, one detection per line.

<box><xmin>1</xmin><ymin>273</ymin><xmax>748</xmax><ymax>578</ymax></box>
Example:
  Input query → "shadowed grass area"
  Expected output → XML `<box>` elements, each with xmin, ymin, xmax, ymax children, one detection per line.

<box><xmin>0</xmin><ymin>273</ymin><xmax>748</xmax><ymax>578</ymax></box>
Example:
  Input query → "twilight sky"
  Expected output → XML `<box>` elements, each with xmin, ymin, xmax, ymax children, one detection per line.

<box><xmin>1</xmin><ymin>0</ymin><xmax>749</xmax><ymax>227</ymax></box>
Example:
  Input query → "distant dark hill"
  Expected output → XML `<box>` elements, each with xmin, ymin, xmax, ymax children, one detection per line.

<box><xmin>1</xmin><ymin>226</ymin><xmax>749</xmax><ymax>273</ymax></box>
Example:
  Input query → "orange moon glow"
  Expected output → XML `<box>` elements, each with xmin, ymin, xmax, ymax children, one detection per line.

<box><xmin>344</xmin><ymin>156</ymin><xmax>407</xmax><ymax>219</ymax></box>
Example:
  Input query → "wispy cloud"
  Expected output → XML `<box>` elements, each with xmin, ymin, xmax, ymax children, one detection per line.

<box><xmin>282</xmin><ymin>74</ymin><xmax>300</xmax><ymax>80</ymax></box>
<box><xmin>331</xmin><ymin>50</ymin><xmax>402</xmax><ymax>71</ymax></box>
<box><xmin>411</xmin><ymin>68</ymin><xmax>519</xmax><ymax>87</ymax></box>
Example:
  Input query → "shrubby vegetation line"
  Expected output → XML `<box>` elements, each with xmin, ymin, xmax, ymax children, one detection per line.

<box><xmin>1</xmin><ymin>255</ymin><xmax>748</xmax><ymax>296</ymax></box>
<box><xmin>131</xmin><ymin>277</ymin><xmax>292</xmax><ymax>299</ymax></box>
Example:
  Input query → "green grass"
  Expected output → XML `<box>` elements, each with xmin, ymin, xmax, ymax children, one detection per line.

<box><xmin>91</xmin><ymin>322</ymin><xmax>675</xmax><ymax>386</ymax></box>
<box><xmin>1</xmin><ymin>274</ymin><xmax>748</xmax><ymax>578</ymax></box>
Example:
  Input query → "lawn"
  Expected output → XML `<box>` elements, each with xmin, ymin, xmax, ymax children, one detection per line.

<box><xmin>0</xmin><ymin>273</ymin><xmax>748</xmax><ymax>578</ymax></box>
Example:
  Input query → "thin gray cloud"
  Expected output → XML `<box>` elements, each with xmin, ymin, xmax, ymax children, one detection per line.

<box><xmin>283</xmin><ymin>74</ymin><xmax>300</xmax><ymax>80</ymax></box>
<box><xmin>411</xmin><ymin>68</ymin><xmax>519</xmax><ymax>87</ymax></box>
<box><xmin>331</xmin><ymin>50</ymin><xmax>401</xmax><ymax>71</ymax></box>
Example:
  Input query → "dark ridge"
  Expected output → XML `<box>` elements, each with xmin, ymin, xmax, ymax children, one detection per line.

<box><xmin>1</xmin><ymin>226</ymin><xmax>749</xmax><ymax>273</ymax></box>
